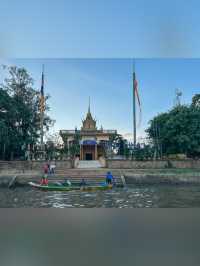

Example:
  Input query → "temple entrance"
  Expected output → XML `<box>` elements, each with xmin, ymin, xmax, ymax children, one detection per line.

<box><xmin>85</xmin><ymin>153</ymin><xmax>93</xmax><ymax>160</ymax></box>
<box><xmin>80</xmin><ymin>141</ymin><xmax>98</xmax><ymax>160</ymax></box>
<box><xmin>82</xmin><ymin>145</ymin><xmax>95</xmax><ymax>160</ymax></box>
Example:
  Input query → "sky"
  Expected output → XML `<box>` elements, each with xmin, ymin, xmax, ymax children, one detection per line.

<box><xmin>1</xmin><ymin>59</ymin><xmax>200</xmax><ymax>141</ymax></box>
<box><xmin>0</xmin><ymin>1</ymin><xmax>200</xmax><ymax>140</ymax></box>
<box><xmin>1</xmin><ymin>0</ymin><xmax>200</xmax><ymax>57</ymax></box>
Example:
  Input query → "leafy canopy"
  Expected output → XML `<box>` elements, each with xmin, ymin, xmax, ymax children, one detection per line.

<box><xmin>0</xmin><ymin>65</ymin><xmax>54</xmax><ymax>160</ymax></box>
<box><xmin>146</xmin><ymin>95</ymin><xmax>200</xmax><ymax>158</ymax></box>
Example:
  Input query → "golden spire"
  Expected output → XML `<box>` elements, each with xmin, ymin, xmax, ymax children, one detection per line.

<box><xmin>82</xmin><ymin>97</ymin><xmax>97</xmax><ymax>130</ymax></box>
<box><xmin>88</xmin><ymin>96</ymin><xmax>91</xmax><ymax>114</ymax></box>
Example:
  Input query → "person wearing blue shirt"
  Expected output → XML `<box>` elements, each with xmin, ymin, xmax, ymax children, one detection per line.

<box><xmin>106</xmin><ymin>171</ymin><xmax>113</xmax><ymax>185</ymax></box>
<box><xmin>80</xmin><ymin>178</ymin><xmax>87</xmax><ymax>187</ymax></box>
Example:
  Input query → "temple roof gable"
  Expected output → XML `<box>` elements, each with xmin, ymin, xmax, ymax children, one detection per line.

<box><xmin>81</xmin><ymin>98</ymin><xmax>97</xmax><ymax>131</ymax></box>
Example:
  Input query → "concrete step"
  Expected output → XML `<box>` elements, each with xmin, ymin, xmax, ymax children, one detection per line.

<box><xmin>48</xmin><ymin>172</ymin><xmax>122</xmax><ymax>178</ymax></box>
<box><xmin>77</xmin><ymin>160</ymin><xmax>102</xmax><ymax>169</ymax></box>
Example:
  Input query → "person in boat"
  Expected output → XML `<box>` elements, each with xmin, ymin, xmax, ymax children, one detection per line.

<box><xmin>41</xmin><ymin>163</ymin><xmax>49</xmax><ymax>185</ymax></box>
<box><xmin>80</xmin><ymin>178</ymin><xmax>87</xmax><ymax>187</ymax></box>
<box><xmin>63</xmin><ymin>179</ymin><xmax>72</xmax><ymax>186</ymax></box>
<box><xmin>106</xmin><ymin>171</ymin><xmax>113</xmax><ymax>185</ymax></box>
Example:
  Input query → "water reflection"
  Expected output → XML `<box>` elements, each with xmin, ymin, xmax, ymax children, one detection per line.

<box><xmin>1</xmin><ymin>185</ymin><xmax>200</xmax><ymax>207</ymax></box>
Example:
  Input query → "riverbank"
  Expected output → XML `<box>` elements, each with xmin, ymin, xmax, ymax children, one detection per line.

<box><xmin>124</xmin><ymin>168</ymin><xmax>200</xmax><ymax>184</ymax></box>
<box><xmin>1</xmin><ymin>168</ymin><xmax>200</xmax><ymax>187</ymax></box>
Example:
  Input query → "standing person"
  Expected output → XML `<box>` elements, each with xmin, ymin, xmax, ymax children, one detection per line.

<box><xmin>47</xmin><ymin>161</ymin><xmax>50</xmax><ymax>175</ymax></box>
<box><xmin>50</xmin><ymin>162</ymin><xmax>56</xmax><ymax>175</ymax></box>
<box><xmin>106</xmin><ymin>171</ymin><xmax>113</xmax><ymax>185</ymax></box>
<box><xmin>41</xmin><ymin>163</ymin><xmax>48</xmax><ymax>185</ymax></box>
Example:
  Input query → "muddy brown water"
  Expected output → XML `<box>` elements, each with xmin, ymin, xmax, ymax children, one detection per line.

<box><xmin>1</xmin><ymin>184</ymin><xmax>200</xmax><ymax>207</ymax></box>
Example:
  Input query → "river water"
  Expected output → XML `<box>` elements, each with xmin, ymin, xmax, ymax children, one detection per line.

<box><xmin>1</xmin><ymin>184</ymin><xmax>200</xmax><ymax>207</ymax></box>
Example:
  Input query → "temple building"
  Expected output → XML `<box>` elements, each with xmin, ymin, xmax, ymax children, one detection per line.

<box><xmin>60</xmin><ymin>101</ymin><xmax>117</xmax><ymax>160</ymax></box>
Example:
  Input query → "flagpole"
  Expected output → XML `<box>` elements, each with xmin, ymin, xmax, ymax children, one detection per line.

<box><xmin>40</xmin><ymin>109</ymin><xmax>44</xmax><ymax>150</ymax></box>
<box><xmin>132</xmin><ymin>61</ymin><xmax>137</xmax><ymax>147</ymax></box>
<box><xmin>40</xmin><ymin>64</ymin><xmax>45</xmax><ymax>157</ymax></box>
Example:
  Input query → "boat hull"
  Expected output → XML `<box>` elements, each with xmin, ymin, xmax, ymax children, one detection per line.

<box><xmin>29</xmin><ymin>182</ymin><xmax>113</xmax><ymax>192</ymax></box>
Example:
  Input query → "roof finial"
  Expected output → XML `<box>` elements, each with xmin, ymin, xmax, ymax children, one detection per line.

<box><xmin>88</xmin><ymin>96</ymin><xmax>91</xmax><ymax>113</ymax></box>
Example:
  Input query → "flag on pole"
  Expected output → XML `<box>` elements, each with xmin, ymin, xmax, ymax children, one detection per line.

<box><xmin>40</xmin><ymin>68</ymin><xmax>45</xmax><ymax>113</ymax></box>
<box><xmin>133</xmin><ymin>72</ymin><xmax>142</xmax><ymax>127</ymax></box>
<box><xmin>133</xmin><ymin>73</ymin><xmax>141</xmax><ymax>110</ymax></box>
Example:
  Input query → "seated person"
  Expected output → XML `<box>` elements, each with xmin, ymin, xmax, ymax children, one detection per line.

<box><xmin>66</xmin><ymin>179</ymin><xmax>71</xmax><ymax>186</ymax></box>
<box><xmin>63</xmin><ymin>179</ymin><xmax>72</xmax><ymax>186</ymax></box>
<box><xmin>80</xmin><ymin>178</ymin><xmax>87</xmax><ymax>186</ymax></box>
<box><xmin>106</xmin><ymin>172</ymin><xmax>114</xmax><ymax>185</ymax></box>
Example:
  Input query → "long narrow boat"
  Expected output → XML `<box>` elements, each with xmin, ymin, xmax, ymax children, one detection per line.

<box><xmin>28</xmin><ymin>182</ymin><xmax>113</xmax><ymax>192</ymax></box>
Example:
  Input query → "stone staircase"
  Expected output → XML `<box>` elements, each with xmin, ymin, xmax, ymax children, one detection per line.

<box><xmin>17</xmin><ymin>168</ymin><xmax>125</xmax><ymax>187</ymax></box>
<box><xmin>0</xmin><ymin>160</ymin><xmax>125</xmax><ymax>187</ymax></box>
<box><xmin>77</xmin><ymin>160</ymin><xmax>102</xmax><ymax>169</ymax></box>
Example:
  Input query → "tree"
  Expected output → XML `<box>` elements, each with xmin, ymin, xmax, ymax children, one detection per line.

<box><xmin>108</xmin><ymin>133</ymin><xmax>130</xmax><ymax>157</ymax></box>
<box><xmin>0</xmin><ymin>88</ymin><xmax>17</xmax><ymax>159</ymax></box>
<box><xmin>45</xmin><ymin>133</ymin><xmax>63</xmax><ymax>160</ymax></box>
<box><xmin>132</xmin><ymin>143</ymin><xmax>154</xmax><ymax>160</ymax></box>
<box><xmin>69</xmin><ymin>128</ymin><xmax>80</xmax><ymax>159</ymax></box>
<box><xmin>146</xmin><ymin>95</ymin><xmax>200</xmax><ymax>158</ymax></box>
<box><xmin>0</xmin><ymin>65</ymin><xmax>54</xmax><ymax>160</ymax></box>
<box><xmin>192</xmin><ymin>94</ymin><xmax>200</xmax><ymax>107</ymax></box>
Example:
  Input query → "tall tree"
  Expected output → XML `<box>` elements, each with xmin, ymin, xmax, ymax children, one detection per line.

<box><xmin>0</xmin><ymin>88</ymin><xmax>15</xmax><ymax>159</ymax></box>
<box><xmin>192</xmin><ymin>94</ymin><xmax>200</xmax><ymax>107</ymax></box>
<box><xmin>0</xmin><ymin>66</ymin><xmax>54</xmax><ymax>159</ymax></box>
<box><xmin>69</xmin><ymin>128</ymin><xmax>80</xmax><ymax>159</ymax></box>
<box><xmin>146</xmin><ymin>95</ymin><xmax>200</xmax><ymax>158</ymax></box>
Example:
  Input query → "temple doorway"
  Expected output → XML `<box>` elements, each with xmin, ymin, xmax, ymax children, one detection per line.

<box><xmin>80</xmin><ymin>141</ymin><xmax>98</xmax><ymax>160</ymax></box>
<box><xmin>82</xmin><ymin>145</ymin><xmax>95</xmax><ymax>160</ymax></box>
<box><xmin>85</xmin><ymin>153</ymin><xmax>93</xmax><ymax>160</ymax></box>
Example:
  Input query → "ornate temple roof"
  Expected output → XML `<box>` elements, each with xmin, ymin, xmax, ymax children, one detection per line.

<box><xmin>60</xmin><ymin>97</ymin><xmax>117</xmax><ymax>139</ymax></box>
<box><xmin>81</xmin><ymin>97</ymin><xmax>97</xmax><ymax>131</ymax></box>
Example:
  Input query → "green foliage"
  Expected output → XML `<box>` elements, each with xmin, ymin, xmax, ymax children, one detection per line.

<box><xmin>69</xmin><ymin>129</ymin><xmax>80</xmax><ymax>159</ymax></box>
<box><xmin>192</xmin><ymin>94</ymin><xmax>200</xmax><ymax>107</ymax></box>
<box><xmin>132</xmin><ymin>144</ymin><xmax>154</xmax><ymax>161</ymax></box>
<box><xmin>146</xmin><ymin>95</ymin><xmax>200</xmax><ymax>158</ymax></box>
<box><xmin>109</xmin><ymin>134</ymin><xmax>129</xmax><ymax>156</ymax></box>
<box><xmin>45</xmin><ymin>133</ymin><xmax>63</xmax><ymax>160</ymax></box>
<box><xmin>0</xmin><ymin>65</ymin><xmax>54</xmax><ymax>160</ymax></box>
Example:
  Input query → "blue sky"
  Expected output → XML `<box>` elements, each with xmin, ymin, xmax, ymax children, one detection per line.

<box><xmin>0</xmin><ymin>1</ymin><xmax>200</xmax><ymax>140</ymax></box>
<box><xmin>1</xmin><ymin>59</ymin><xmax>200</xmax><ymax>141</ymax></box>
<box><xmin>1</xmin><ymin>0</ymin><xmax>200</xmax><ymax>57</ymax></box>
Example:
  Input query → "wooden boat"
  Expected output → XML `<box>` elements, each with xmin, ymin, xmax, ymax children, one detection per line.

<box><xmin>28</xmin><ymin>182</ymin><xmax>113</xmax><ymax>192</ymax></box>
